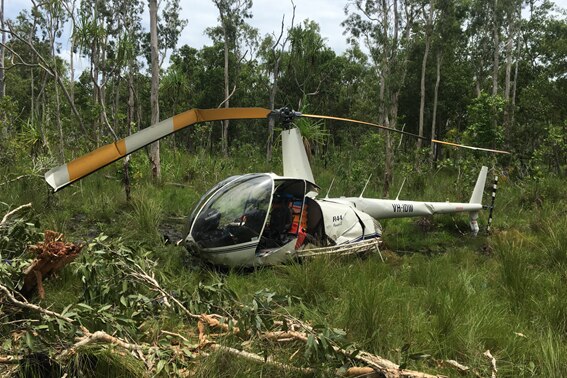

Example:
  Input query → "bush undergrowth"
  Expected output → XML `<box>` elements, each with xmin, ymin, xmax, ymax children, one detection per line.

<box><xmin>2</xmin><ymin>146</ymin><xmax>567</xmax><ymax>377</ymax></box>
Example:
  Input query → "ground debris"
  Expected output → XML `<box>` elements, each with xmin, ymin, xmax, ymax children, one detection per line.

<box><xmin>21</xmin><ymin>231</ymin><xmax>83</xmax><ymax>299</ymax></box>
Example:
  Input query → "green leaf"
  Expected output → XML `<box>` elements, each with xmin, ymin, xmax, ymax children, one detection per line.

<box><xmin>25</xmin><ymin>332</ymin><xmax>32</xmax><ymax>349</ymax></box>
<box><xmin>2</xmin><ymin>339</ymin><xmax>12</xmax><ymax>350</ymax></box>
<box><xmin>77</xmin><ymin>303</ymin><xmax>93</xmax><ymax>311</ymax></box>
<box><xmin>156</xmin><ymin>359</ymin><xmax>166</xmax><ymax>374</ymax></box>
<box><xmin>99</xmin><ymin>304</ymin><xmax>112</xmax><ymax>312</ymax></box>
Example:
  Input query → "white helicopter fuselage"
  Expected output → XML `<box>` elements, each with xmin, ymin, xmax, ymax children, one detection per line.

<box><xmin>42</xmin><ymin>106</ymin><xmax>497</xmax><ymax>269</ymax></box>
<box><xmin>183</xmin><ymin>128</ymin><xmax>488</xmax><ymax>267</ymax></box>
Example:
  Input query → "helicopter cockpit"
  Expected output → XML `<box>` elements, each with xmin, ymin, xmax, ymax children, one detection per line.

<box><xmin>190</xmin><ymin>174</ymin><xmax>272</xmax><ymax>248</ymax></box>
<box><xmin>185</xmin><ymin>173</ymin><xmax>321</xmax><ymax>266</ymax></box>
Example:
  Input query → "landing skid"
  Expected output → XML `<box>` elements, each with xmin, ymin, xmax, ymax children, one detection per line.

<box><xmin>296</xmin><ymin>238</ymin><xmax>383</xmax><ymax>261</ymax></box>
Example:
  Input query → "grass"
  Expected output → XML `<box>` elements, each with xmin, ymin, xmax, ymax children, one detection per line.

<box><xmin>2</xmin><ymin>145</ymin><xmax>567</xmax><ymax>377</ymax></box>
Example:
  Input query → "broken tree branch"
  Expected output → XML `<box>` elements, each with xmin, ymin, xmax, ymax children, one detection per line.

<box><xmin>271</xmin><ymin>316</ymin><xmax>446</xmax><ymax>378</ymax></box>
<box><xmin>484</xmin><ymin>350</ymin><xmax>497</xmax><ymax>378</ymax></box>
<box><xmin>0</xmin><ymin>203</ymin><xmax>32</xmax><ymax>227</ymax></box>
<box><xmin>0</xmin><ymin>283</ymin><xmax>74</xmax><ymax>323</ymax></box>
<box><xmin>0</xmin><ymin>355</ymin><xmax>22</xmax><ymax>364</ymax></box>
<box><xmin>208</xmin><ymin>343</ymin><xmax>314</xmax><ymax>374</ymax></box>
<box><xmin>58</xmin><ymin>330</ymin><xmax>143</xmax><ymax>360</ymax></box>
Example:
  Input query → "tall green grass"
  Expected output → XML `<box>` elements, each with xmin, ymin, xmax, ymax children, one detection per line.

<box><xmin>3</xmin><ymin>144</ymin><xmax>567</xmax><ymax>376</ymax></box>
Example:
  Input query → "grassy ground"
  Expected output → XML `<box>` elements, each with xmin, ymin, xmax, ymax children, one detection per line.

<box><xmin>1</xmin><ymin>146</ymin><xmax>567</xmax><ymax>377</ymax></box>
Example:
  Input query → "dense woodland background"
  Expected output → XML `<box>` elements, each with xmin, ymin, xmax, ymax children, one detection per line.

<box><xmin>1</xmin><ymin>0</ymin><xmax>567</xmax><ymax>377</ymax></box>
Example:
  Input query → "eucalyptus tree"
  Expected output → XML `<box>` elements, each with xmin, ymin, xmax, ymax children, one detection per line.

<box><xmin>429</xmin><ymin>0</ymin><xmax>466</xmax><ymax>162</ymax></box>
<box><xmin>0</xmin><ymin>0</ymin><xmax>5</xmax><ymax>98</ymax></box>
<box><xmin>343</xmin><ymin>0</ymin><xmax>417</xmax><ymax>196</ymax></box>
<box><xmin>280</xmin><ymin>20</ymin><xmax>336</xmax><ymax>110</ymax></box>
<box><xmin>143</xmin><ymin>0</ymin><xmax>186</xmax><ymax>179</ymax></box>
<box><xmin>259</xmin><ymin>3</ymin><xmax>295</xmax><ymax>161</ymax></box>
<box><xmin>209</xmin><ymin>0</ymin><xmax>254</xmax><ymax>156</ymax></box>
<box><xmin>74</xmin><ymin>0</ymin><xmax>113</xmax><ymax>145</ymax></box>
<box><xmin>109</xmin><ymin>0</ymin><xmax>144</xmax><ymax>199</ymax></box>
<box><xmin>149</xmin><ymin>0</ymin><xmax>160</xmax><ymax>180</ymax></box>
<box><xmin>41</xmin><ymin>0</ymin><xmax>68</xmax><ymax>162</ymax></box>
<box><xmin>416</xmin><ymin>0</ymin><xmax>437</xmax><ymax>151</ymax></box>
<box><xmin>1</xmin><ymin>1</ymin><xmax>79</xmax><ymax>161</ymax></box>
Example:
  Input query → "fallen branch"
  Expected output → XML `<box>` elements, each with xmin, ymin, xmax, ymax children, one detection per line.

<box><xmin>127</xmin><ymin>262</ymin><xmax>172</xmax><ymax>308</ymax></box>
<box><xmin>0</xmin><ymin>203</ymin><xmax>32</xmax><ymax>227</ymax></box>
<box><xmin>0</xmin><ymin>355</ymin><xmax>22</xmax><ymax>364</ymax></box>
<box><xmin>265</xmin><ymin>318</ymin><xmax>446</xmax><ymax>378</ymax></box>
<box><xmin>343</xmin><ymin>366</ymin><xmax>382</xmax><ymax>377</ymax></box>
<box><xmin>58</xmin><ymin>330</ymin><xmax>143</xmax><ymax>360</ymax></box>
<box><xmin>0</xmin><ymin>284</ymin><xmax>74</xmax><ymax>323</ymax></box>
<box><xmin>444</xmin><ymin>359</ymin><xmax>470</xmax><ymax>373</ymax></box>
<box><xmin>208</xmin><ymin>343</ymin><xmax>314</xmax><ymax>375</ymax></box>
<box><xmin>0</xmin><ymin>175</ymin><xmax>41</xmax><ymax>187</ymax></box>
<box><xmin>484</xmin><ymin>350</ymin><xmax>497</xmax><ymax>378</ymax></box>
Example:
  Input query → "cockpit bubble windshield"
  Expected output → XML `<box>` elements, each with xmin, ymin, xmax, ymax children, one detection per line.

<box><xmin>191</xmin><ymin>174</ymin><xmax>273</xmax><ymax>249</ymax></box>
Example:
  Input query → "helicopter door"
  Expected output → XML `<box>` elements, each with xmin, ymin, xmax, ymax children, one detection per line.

<box><xmin>260</xmin><ymin>179</ymin><xmax>308</xmax><ymax>247</ymax></box>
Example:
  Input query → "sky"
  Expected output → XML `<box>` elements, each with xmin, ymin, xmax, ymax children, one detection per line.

<box><xmin>4</xmin><ymin>0</ymin><xmax>352</xmax><ymax>74</ymax></box>
<box><xmin>4</xmin><ymin>0</ymin><xmax>567</xmax><ymax>73</ymax></box>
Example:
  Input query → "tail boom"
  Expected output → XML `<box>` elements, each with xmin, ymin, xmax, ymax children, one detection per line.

<box><xmin>338</xmin><ymin>198</ymin><xmax>483</xmax><ymax>220</ymax></box>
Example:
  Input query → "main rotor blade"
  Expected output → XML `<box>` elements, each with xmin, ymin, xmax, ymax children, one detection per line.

<box><xmin>302</xmin><ymin>113</ymin><xmax>511</xmax><ymax>155</ymax></box>
<box><xmin>431</xmin><ymin>139</ymin><xmax>510</xmax><ymax>155</ymax></box>
<box><xmin>45</xmin><ymin>107</ymin><xmax>271</xmax><ymax>191</ymax></box>
<box><xmin>302</xmin><ymin>113</ymin><xmax>429</xmax><ymax>140</ymax></box>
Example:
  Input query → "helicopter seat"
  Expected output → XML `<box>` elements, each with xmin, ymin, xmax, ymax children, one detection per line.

<box><xmin>269</xmin><ymin>202</ymin><xmax>293</xmax><ymax>236</ymax></box>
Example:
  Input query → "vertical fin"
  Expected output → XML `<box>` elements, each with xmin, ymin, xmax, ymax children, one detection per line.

<box><xmin>282</xmin><ymin>127</ymin><xmax>315</xmax><ymax>183</ymax></box>
<box><xmin>469</xmin><ymin>166</ymin><xmax>488</xmax><ymax>204</ymax></box>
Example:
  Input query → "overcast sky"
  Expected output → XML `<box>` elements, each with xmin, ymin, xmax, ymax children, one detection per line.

<box><xmin>5</xmin><ymin>0</ymin><xmax>567</xmax><ymax>73</ymax></box>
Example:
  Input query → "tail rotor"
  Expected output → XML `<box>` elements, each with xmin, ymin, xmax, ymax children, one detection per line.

<box><xmin>485</xmin><ymin>175</ymin><xmax>499</xmax><ymax>234</ymax></box>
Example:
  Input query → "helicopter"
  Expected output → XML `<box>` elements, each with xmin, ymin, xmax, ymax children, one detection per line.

<box><xmin>44</xmin><ymin>107</ymin><xmax>507</xmax><ymax>267</ymax></box>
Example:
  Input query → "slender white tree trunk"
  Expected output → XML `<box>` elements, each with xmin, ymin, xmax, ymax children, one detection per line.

<box><xmin>492</xmin><ymin>0</ymin><xmax>499</xmax><ymax>96</ymax></box>
<box><xmin>221</xmin><ymin>29</ymin><xmax>230</xmax><ymax>156</ymax></box>
<box><xmin>149</xmin><ymin>0</ymin><xmax>161</xmax><ymax>180</ymax></box>
<box><xmin>430</xmin><ymin>51</ymin><xmax>441</xmax><ymax>164</ymax></box>
<box><xmin>417</xmin><ymin>4</ymin><xmax>433</xmax><ymax>150</ymax></box>
<box><xmin>0</xmin><ymin>0</ymin><xmax>5</xmax><ymax>98</ymax></box>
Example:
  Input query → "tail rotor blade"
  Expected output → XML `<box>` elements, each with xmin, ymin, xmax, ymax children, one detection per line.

<box><xmin>45</xmin><ymin>107</ymin><xmax>271</xmax><ymax>191</ymax></box>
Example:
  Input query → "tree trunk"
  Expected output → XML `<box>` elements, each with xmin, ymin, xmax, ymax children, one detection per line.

<box><xmin>417</xmin><ymin>5</ymin><xmax>433</xmax><ymax>150</ymax></box>
<box><xmin>124</xmin><ymin>68</ymin><xmax>135</xmax><ymax>202</ymax></box>
<box><xmin>221</xmin><ymin>26</ymin><xmax>230</xmax><ymax>157</ymax></box>
<box><xmin>381</xmin><ymin>0</ymin><xmax>391</xmax><ymax>196</ymax></box>
<box><xmin>510</xmin><ymin>33</ymin><xmax>521</xmax><ymax>132</ymax></box>
<box><xmin>503</xmin><ymin>6</ymin><xmax>516</xmax><ymax>145</ymax></box>
<box><xmin>492</xmin><ymin>0</ymin><xmax>499</xmax><ymax>96</ymax></box>
<box><xmin>149</xmin><ymin>0</ymin><xmax>161</xmax><ymax>180</ymax></box>
<box><xmin>430</xmin><ymin>50</ymin><xmax>441</xmax><ymax>165</ymax></box>
<box><xmin>0</xmin><ymin>0</ymin><xmax>5</xmax><ymax>98</ymax></box>
<box><xmin>68</xmin><ymin>0</ymin><xmax>76</xmax><ymax>104</ymax></box>
<box><xmin>50</xmin><ymin>14</ymin><xmax>64</xmax><ymax>163</ymax></box>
